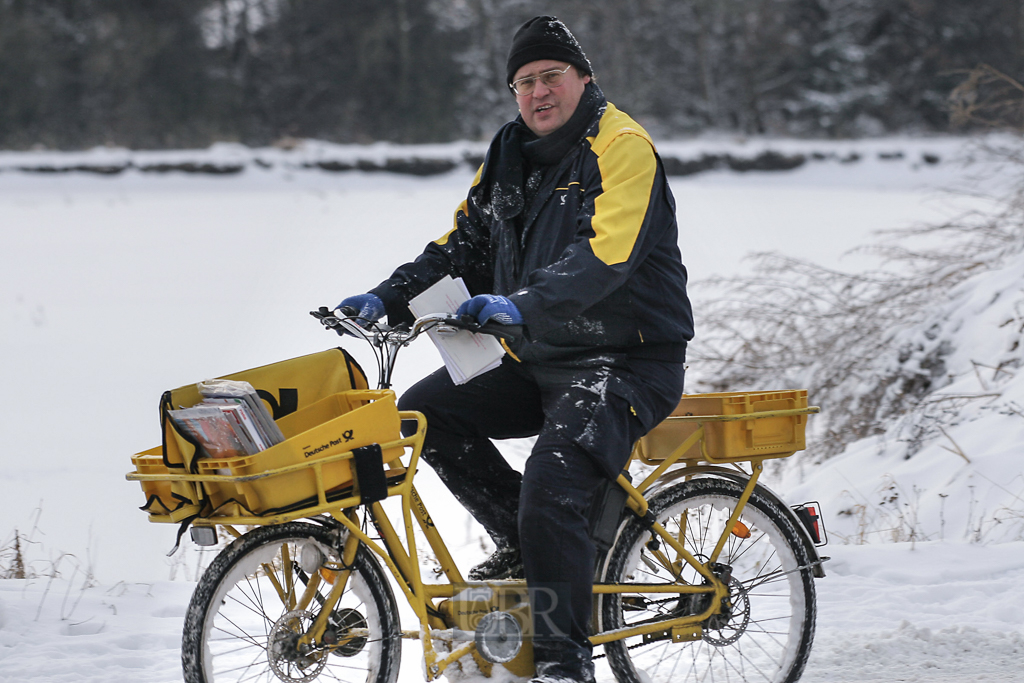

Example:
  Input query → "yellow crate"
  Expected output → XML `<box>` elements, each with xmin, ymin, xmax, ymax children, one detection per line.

<box><xmin>131</xmin><ymin>450</ymin><xmax>175</xmax><ymax>510</ymax></box>
<box><xmin>195</xmin><ymin>390</ymin><xmax>403</xmax><ymax>514</ymax></box>
<box><xmin>636</xmin><ymin>390</ymin><xmax>809</xmax><ymax>464</ymax></box>
<box><xmin>129</xmin><ymin>448</ymin><xmax>203</xmax><ymax>521</ymax></box>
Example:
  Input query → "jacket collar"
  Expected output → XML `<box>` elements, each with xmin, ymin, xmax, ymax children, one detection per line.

<box><xmin>471</xmin><ymin>82</ymin><xmax>606</xmax><ymax>223</ymax></box>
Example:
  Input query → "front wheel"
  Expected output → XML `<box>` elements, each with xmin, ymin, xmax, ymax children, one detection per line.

<box><xmin>182</xmin><ymin>520</ymin><xmax>402</xmax><ymax>683</ymax></box>
<box><xmin>600</xmin><ymin>478</ymin><xmax>816</xmax><ymax>683</ymax></box>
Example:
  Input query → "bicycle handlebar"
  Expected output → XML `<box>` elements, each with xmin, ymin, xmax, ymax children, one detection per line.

<box><xmin>310</xmin><ymin>306</ymin><xmax>519</xmax><ymax>389</ymax></box>
<box><xmin>311</xmin><ymin>307</ymin><xmax>518</xmax><ymax>343</ymax></box>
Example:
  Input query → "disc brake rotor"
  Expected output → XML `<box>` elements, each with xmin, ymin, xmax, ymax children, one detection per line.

<box><xmin>703</xmin><ymin>577</ymin><xmax>751</xmax><ymax>646</ymax></box>
<box><xmin>267</xmin><ymin>609</ymin><xmax>328</xmax><ymax>682</ymax></box>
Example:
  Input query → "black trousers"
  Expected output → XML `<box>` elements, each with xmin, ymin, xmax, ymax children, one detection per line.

<box><xmin>399</xmin><ymin>356</ymin><xmax>684</xmax><ymax>681</ymax></box>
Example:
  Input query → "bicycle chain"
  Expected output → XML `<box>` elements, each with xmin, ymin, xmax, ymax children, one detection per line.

<box><xmin>592</xmin><ymin>639</ymin><xmax>655</xmax><ymax>660</ymax></box>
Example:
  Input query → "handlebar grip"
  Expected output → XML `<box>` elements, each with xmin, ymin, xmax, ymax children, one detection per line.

<box><xmin>310</xmin><ymin>307</ymin><xmax>350</xmax><ymax>336</ymax></box>
<box><xmin>339</xmin><ymin>305</ymin><xmax>360</xmax><ymax>317</ymax></box>
<box><xmin>478</xmin><ymin>321</ymin><xmax>521</xmax><ymax>343</ymax></box>
<box><xmin>445</xmin><ymin>315</ymin><xmax>520</xmax><ymax>343</ymax></box>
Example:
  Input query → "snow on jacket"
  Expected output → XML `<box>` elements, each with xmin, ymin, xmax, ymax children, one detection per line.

<box><xmin>371</xmin><ymin>102</ymin><xmax>694</xmax><ymax>366</ymax></box>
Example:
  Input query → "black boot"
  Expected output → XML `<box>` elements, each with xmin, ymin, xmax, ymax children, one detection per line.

<box><xmin>467</xmin><ymin>546</ymin><xmax>523</xmax><ymax>580</ymax></box>
<box><xmin>530</xmin><ymin>657</ymin><xmax>596</xmax><ymax>683</ymax></box>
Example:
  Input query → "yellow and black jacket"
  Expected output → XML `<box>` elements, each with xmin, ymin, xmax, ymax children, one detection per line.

<box><xmin>371</xmin><ymin>101</ymin><xmax>693</xmax><ymax>366</ymax></box>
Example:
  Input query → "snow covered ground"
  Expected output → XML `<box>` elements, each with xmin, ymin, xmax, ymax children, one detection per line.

<box><xmin>1</xmin><ymin>136</ymin><xmax>1021</xmax><ymax>681</ymax></box>
<box><xmin>2</xmin><ymin>541</ymin><xmax>1021</xmax><ymax>682</ymax></box>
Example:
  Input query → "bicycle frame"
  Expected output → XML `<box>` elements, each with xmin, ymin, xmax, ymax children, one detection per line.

<box><xmin>131</xmin><ymin>401</ymin><xmax>818</xmax><ymax>680</ymax></box>
<box><xmin>127</xmin><ymin>312</ymin><xmax>821</xmax><ymax>680</ymax></box>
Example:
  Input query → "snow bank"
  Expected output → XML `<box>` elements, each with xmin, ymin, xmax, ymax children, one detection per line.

<box><xmin>802</xmin><ymin>542</ymin><xmax>1024</xmax><ymax>683</ymax></box>
<box><xmin>0</xmin><ymin>579</ymin><xmax>193</xmax><ymax>682</ymax></box>
<box><xmin>776</xmin><ymin>248</ymin><xmax>1024</xmax><ymax>546</ymax></box>
<box><xmin>0</xmin><ymin>135</ymin><xmax>985</xmax><ymax>179</ymax></box>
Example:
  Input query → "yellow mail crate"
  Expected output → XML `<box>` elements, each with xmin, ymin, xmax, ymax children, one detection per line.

<box><xmin>637</xmin><ymin>390</ymin><xmax>809</xmax><ymax>464</ymax></box>
<box><xmin>130</xmin><ymin>450</ymin><xmax>203</xmax><ymax>521</ymax></box>
<box><xmin>195</xmin><ymin>390</ymin><xmax>403</xmax><ymax>515</ymax></box>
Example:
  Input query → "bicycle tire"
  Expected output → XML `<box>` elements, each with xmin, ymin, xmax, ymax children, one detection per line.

<box><xmin>600</xmin><ymin>478</ymin><xmax>816</xmax><ymax>683</ymax></box>
<box><xmin>182</xmin><ymin>521</ymin><xmax>402</xmax><ymax>683</ymax></box>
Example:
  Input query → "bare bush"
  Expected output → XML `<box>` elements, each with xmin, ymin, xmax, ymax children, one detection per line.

<box><xmin>687</xmin><ymin>65</ymin><xmax>1024</xmax><ymax>461</ymax></box>
<box><xmin>687</xmin><ymin>180</ymin><xmax>1024</xmax><ymax>460</ymax></box>
<box><xmin>950</xmin><ymin>64</ymin><xmax>1024</xmax><ymax>131</ymax></box>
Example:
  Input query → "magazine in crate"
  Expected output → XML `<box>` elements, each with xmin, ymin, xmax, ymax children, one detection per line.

<box><xmin>168</xmin><ymin>379</ymin><xmax>284</xmax><ymax>458</ymax></box>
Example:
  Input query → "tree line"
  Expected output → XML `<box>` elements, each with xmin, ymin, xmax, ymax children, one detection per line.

<box><xmin>0</xmin><ymin>0</ymin><xmax>1019</xmax><ymax>150</ymax></box>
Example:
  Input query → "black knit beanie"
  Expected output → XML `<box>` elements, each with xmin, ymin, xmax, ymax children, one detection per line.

<box><xmin>506</xmin><ymin>16</ymin><xmax>593</xmax><ymax>88</ymax></box>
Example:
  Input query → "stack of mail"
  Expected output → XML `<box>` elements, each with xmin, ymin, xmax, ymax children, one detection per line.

<box><xmin>408</xmin><ymin>275</ymin><xmax>505</xmax><ymax>384</ymax></box>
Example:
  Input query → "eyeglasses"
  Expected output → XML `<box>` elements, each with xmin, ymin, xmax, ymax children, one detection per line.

<box><xmin>509</xmin><ymin>64</ymin><xmax>573</xmax><ymax>96</ymax></box>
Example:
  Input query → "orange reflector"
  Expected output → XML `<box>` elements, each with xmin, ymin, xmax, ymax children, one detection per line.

<box><xmin>731</xmin><ymin>521</ymin><xmax>751</xmax><ymax>539</ymax></box>
<box><xmin>319</xmin><ymin>568</ymin><xmax>337</xmax><ymax>584</ymax></box>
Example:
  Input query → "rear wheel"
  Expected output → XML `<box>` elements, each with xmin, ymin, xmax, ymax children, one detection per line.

<box><xmin>600</xmin><ymin>478</ymin><xmax>816</xmax><ymax>683</ymax></box>
<box><xmin>182</xmin><ymin>521</ymin><xmax>402</xmax><ymax>683</ymax></box>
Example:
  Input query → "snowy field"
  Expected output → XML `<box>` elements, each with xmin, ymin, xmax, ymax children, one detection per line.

<box><xmin>1</xmin><ymin>136</ymin><xmax>1021</xmax><ymax>681</ymax></box>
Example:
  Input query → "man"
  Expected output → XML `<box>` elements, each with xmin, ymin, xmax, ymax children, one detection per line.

<box><xmin>338</xmin><ymin>16</ymin><xmax>693</xmax><ymax>683</ymax></box>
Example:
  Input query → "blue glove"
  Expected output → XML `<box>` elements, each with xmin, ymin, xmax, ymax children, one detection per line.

<box><xmin>456</xmin><ymin>295</ymin><xmax>524</xmax><ymax>326</ymax></box>
<box><xmin>337</xmin><ymin>293</ymin><xmax>385</xmax><ymax>328</ymax></box>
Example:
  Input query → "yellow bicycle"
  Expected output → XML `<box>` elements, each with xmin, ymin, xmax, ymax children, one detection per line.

<box><xmin>128</xmin><ymin>309</ymin><xmax>827</xmax><ymax>683</ymax></box>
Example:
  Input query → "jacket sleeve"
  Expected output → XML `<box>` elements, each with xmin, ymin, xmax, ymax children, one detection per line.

<box><xmin>369</xmin><ymin>165</ymin><xmax>494</xmax><ymax>324</ymax></box>
<box><xmin>508</xmin><ymin>132</ymin><xmax>667</xmax><ymax>338</ymax></box>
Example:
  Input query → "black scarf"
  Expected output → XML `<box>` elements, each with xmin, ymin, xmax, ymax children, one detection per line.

<box><xmin>472</xmin><ymin>81</ymin><xmax>606</xmax><ymax>222</ymax></box>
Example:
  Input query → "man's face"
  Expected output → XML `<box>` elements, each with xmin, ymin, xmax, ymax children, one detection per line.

<box><xmin>513</xmin><ymin>59</ymin><xmax>591</xmax><ymax>138</ymax></box>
